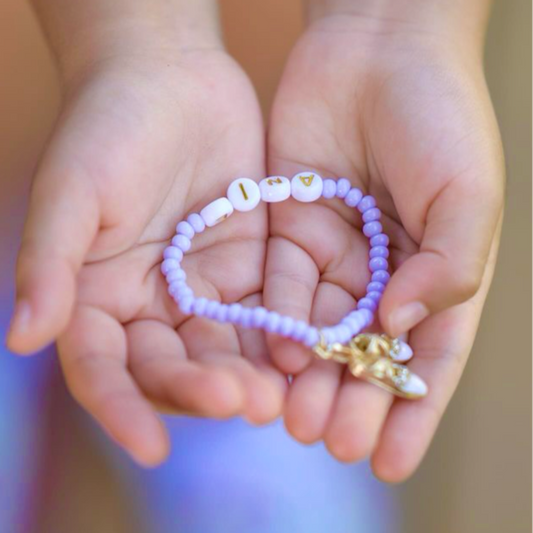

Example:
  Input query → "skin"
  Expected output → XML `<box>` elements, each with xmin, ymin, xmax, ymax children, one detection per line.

<box><xmin>6</xmin><ymin>0</ymin><xmax>504</xmax><ymax>480</ymax></box>
<box><xmin>265</xmin><ymin>0</ymin><xmax>504</xmax><ymax>481</ymax></box>
<box><xmin>7</xmin><ymin>0</ymin><xmax>286</xmax><ymax>466</ymax></box>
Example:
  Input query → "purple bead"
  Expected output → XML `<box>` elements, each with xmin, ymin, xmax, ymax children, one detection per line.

<box><xmin>332</xmin><ymin>325</ymin><xmax>352</xmax><ymax>344</ymax></box>
<box><xmin>179</xmin><ymin>296</ymin><xmax>194</xmax><ymax>314</ymax></box>
<box><xmin>228</xmin><ymin>303</ymin><xmax>242</xmax><ymax>323</ymax></box>
<box><xmin>367</xmin><ymin>291</ymin><xmax>383</xmax><ymax>303</ymax></box>
<box><xmin>240</xmin><ymin>308</ymin><xmax>253</xmax><ymax>328</ymax></box>
<box><xmin>369</xmin><ymin>257</ymin><xmax>388</xmax><ymax>272</ymax></box>
<box><xmin>291</xmin><ymin>320</ymin><xmax>309</xmax><ymax>341</ymax></box>
<box><xmin>342</xmin><ymin>317</ymin><xmax>364</xmax><ymax>334</ymax></box>
<box><xmin>370</xmin><ymin>233</ymin><xmax>389</xmax><ymax>247</ymax></box>
<box><xmin>251</xmin><ymin>307</ymin><xmax>268</xmax><ymax>328</ymax></box>
<box><xmin>336</xmin><ymin>178</ymin><xmax>351</xmax><ymax>198</ymax></box>
<box><xmin>363</xmin><ymin>221</ymin><xmax>383</xmax><ymax>238</ymax></box>
<box><xmin>215</xmin><ymin>304</ymin><xmax>229</xmax><ymax>323</ymax></box>
<box><xmin>163</xmin><ymin>246</ymin><xmax>184</xmax><ymax>261</ymax></box>
<box><xmin>322</xmin><ymin>179</ymin><xmax>337</xmax><ymax>199</ymax></box>
<box><xmin>358</xmin><ymin>308</ymin><xmax>374</xmax><ymax>325</ymax></box>
<box><xmin>265</xmin><ymin>312</ymin><xmax>281</xmax><ymax>333</ymax></box>
<box><xmin>161</xmin><ymin>258</ymin><xmax>180</xmax><ymax>275</ymax></box>
<box><xmin>358</xmin><ymin>298</ymin><xmax>377</xmax><ymax>311</ymax></box>
<box><xmin>362</xmin><ymin>208</ymin><xmax>381</xmax><ymax>223</ymax></box>
<box><xmin>171</xmin><ymin>234</ymin><xmax>191</xmax><ymax>252</ymax></box>
<box><xmin>205</xmin><ymin>300</ymin><xmax>220</xmax><ymax>318</ymax></box>
<box><xmin>370</xmin><ymin>245</ymin><xmax>389</xmax><ymax>259</ymax></box>
<box><xmin>187</xmin><ymin>213</ymin><xmax>205</xmax><ymax>233</ymax></box>
<box><xmin>303</xmin><ymin>327</ymin><xmax>320</xmax><ymax>347</ymax></box>
<box><xmin>168</xmin><ymin>280</ymin><xmax>187</xmax><ymax>295</ymax></box>
<box><xmin>371</xmin><ymin>270</ymin><xmax>390</xmax><ymax>284</ymax></box>
<box><xmin>367</xmin><ymin>281</ymin><xmax>385</xmax><ymax>293</ymax></box>
<box><xmin>174</xmin><ymin>287</ymin><xmax>193</xmax><ymax>300</ymax></box>
<box><xmin>357</xmin><ymin>195</ymin><xmax>376</xmax><ymax>213</ymax></box>
<box><xmin>192</xmin><ymin>297</ymin><xmax>208</xmax><ymax>316</ymax></box>
<box><xmin>279</xmin><ymin>316</ymin><xmax>295</xmax><ymax>337</ymax></box>
<box><xmin>344</xmin><ymin>187</ymin><xmax>363</xmax><ymax>207</ymax></box>
<box><xmin>176</xmin><ymin>221</ymin><xmax>195</xmax><ymax>239</ymax></box>
<box><xmin>166</xmin><ymin>268</ymin><xmax>186</xmax><ymax>282</ymax></box>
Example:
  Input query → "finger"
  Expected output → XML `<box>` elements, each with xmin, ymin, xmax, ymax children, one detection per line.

<box><xmin>381</xmin><ymin>174</ymin><xmax>504</xmax><ymax>338</ymax></box>
<box><xmin>179</xmin><ymin>314</ymin><xmax>283</xmax><ymax>425</ymax></box>
<box><xmin>126</xmin><ymin>319</ymin><xmax>244</xmax><ymax>419</ymax></box>
<box><xmin>7</xmin><ymin>150</ymin><xmax>99</xmax><ymax>354</ymax></box>
<box><xmin>372</xmin><ymin>226</ymin><xmax>501</xmax><ymax>482</ymax></box>
<box><xmin>264</xmin><ymin>235</ymin><xmax>319</xmax><ymax>373</ymax></box>
<box><xmin>57</xmin><ymin>305</ymin><xmax>169</xmax><ymax>467</ymax></box>
<box><xmin>284</xmin><ymin>282</ymin><xmax>352</xmax><ymax>443</ymax></box>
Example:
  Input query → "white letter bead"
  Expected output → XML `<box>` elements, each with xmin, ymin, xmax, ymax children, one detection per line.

<box><xmin>259</xmin><ymin>176</ymin><xmax>291</xmax><ymax>203</ymax></box>
<box><xmin>200</xmin><ymin>197</ymin><xmax>234</xmax><ymax>227</ymax></box>
<box><xmin>291</xmin><ymin>172</ymin><xmax>323</xmax><ymax>202</ymax></box>
<box><xmin>226</xmin><ymin>178</ymin><xmax>261</xmax><ymax>212</ymax></box>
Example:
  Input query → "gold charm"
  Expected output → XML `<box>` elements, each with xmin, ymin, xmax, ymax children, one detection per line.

<box><xmin>313</xmin><ymin>333</ymin><xmax>427</xmax><ymax>400</ymax></box>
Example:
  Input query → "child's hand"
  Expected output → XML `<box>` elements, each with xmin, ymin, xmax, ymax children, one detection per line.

<box><xmin>265</xmin><ymin>2</ymin><xmax>504</xmax><ymax>481</ymax></box>
<box><xmin>7</xmin><ymin>0</ymin><xmax>284</xmax><ymax>465</ymax></box>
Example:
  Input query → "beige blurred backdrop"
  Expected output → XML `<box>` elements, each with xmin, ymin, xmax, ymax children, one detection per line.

<box><xmin>0</xmin><ymin>1</ymin><xmax>530</xmax><ymax>532</ymax></box>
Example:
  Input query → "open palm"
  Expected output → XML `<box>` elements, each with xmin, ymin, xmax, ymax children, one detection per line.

<box><xmin>10</xmin><ymin>50</ymin><xmax>285</xmax><ymax>465</ymax></box>
<box><xmin>265</xmin><ymin>20</ymin><xmax>503</xmax><ymax>481</ymax></box>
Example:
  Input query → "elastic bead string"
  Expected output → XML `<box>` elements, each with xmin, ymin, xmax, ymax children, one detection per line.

<box><xmin>161</xmin><ymin>173</ymin><xmax>391</xmax><ymax>348</ymax></box>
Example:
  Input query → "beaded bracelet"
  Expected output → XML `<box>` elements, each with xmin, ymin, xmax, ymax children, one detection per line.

<box><xmin>161</xmin><ymin>173</ymin><xmax>427</xmax><ymax>400</ymax></box>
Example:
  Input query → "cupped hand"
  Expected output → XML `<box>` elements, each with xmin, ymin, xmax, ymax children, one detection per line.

<box><xmin>7</xmin><ymin>36</ymin><xmax>285</xmax><ymax>465</ymax></box>
<box><xmin>265</xmin><ymin>15</ymin><xmax>504</xmax><ymax>481</ymax></box>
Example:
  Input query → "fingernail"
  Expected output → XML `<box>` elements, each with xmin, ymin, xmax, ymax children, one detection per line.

<box><xmin>8</xmin><ymin>300</ymin><xmax>32</xmax><ymax>338</ymax></box>
<box><xmin>389</xmin><ymin>302</ymin><xmax>429</xmax><ymax>337</ymax></box>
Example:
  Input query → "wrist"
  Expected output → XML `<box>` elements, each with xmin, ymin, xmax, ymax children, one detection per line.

<box><xmin>303</xmin><ymin>0</ymin><xmax>491</xmax><ymax>61</ymax></box>
<box><xmin>31</xmin><ymin>0</ymin><xmax>223</xmax><ymax>82</ymax></box>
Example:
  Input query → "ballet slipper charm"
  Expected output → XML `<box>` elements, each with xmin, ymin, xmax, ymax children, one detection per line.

<box><xmin>314</xmin><ymin>333</ymin><xmax>427</xmax><ymax>400</ymax></box>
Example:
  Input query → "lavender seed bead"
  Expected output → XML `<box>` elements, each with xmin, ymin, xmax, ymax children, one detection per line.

<box><xmin>363</xmin><ymin>221</ymin><xmax>383</xmax><ymax>238</ymax></box>
<box><xmin>358</xmin><ymin>308</ymin><xmax>374</xmax><ymax>325</ymax></box>
<box><xmin>265</xmin><ymin>312</ymin><xmax>281</xmax><ymax>333</ymax></box>
<box><xmin>358</xmin><ymin>298</ymin><xmax>377</xmax><ymax>311</ymax></box>
<box><xmin>228</xmin><ymin>303</ymin><xmax>242</xmax><ymax>323</ymax></box>
<box><xmin>321</xmin><ymin>328</ymin><xmax>335</xmax><ymax>345</ymax></box>
<box><xmin>367</xmin><ymin>281</ymin><xmax>385</xmax><ymax>293</ymax></box>
<box><xmin>240</xmin><ymin>308</ymin><xmax>253</xmax><ymax>328</ymax></box>
<box><xmin>335</xmin><ymin>325</ymin><xmax>353</xmax><ymax>344</ymax></box>
<box><xmin>336</xmin><ymin>178</ymin><xmax>351</xmax><ymax>198</ymax></box>
<box><xmin>279</xmin><ymin>316</ymin><xmax>295</xmax><ymax>337</ymax></box>
<box><xmin>192</xmin><ymin>297</ymin><xmax>208</xmax><ymax>316</ymax></box>
<box><xmin>369</xmin><ymin>257</ymin><xmax>388</xmax><ymax>272</ymax></box>
<box><xmin>370</xmin><ymin>233</ymin><xmax>389</xmax><ymax>247</ymax></box>
<box><xmin>205</xmin><ymin>300</ymin><xmax>220</xmax><ymax>319</ymax></box>
<box><xmin>166</xmin><ymin>269</ymin><xmax>186</xmax><ymax>283</ymax></box>
<box><xmin>357</xmin><ymin>195</ymin><xmax>376</xmax><ymax>213</ymax></box>
<box><xmin>362</xmin><ymin>207</ymin><xmax>381</xmax><ymax>223</ymax></box>
<box><xmin>172</xmin><ymin>234</ymin><xmax>191</xmax><ymax>252</ymax></box>
<box><xmin>168</xmin><ymin>280</ymin><xmax>187</xmax><ymax>295</ymax></box>
<box><xmin>344</xmin><ymin>187</ymin><xmax>363</xmax><ymax>207</ymax></box>
<box><xmin>161</xmin><ymin>258</ymin><xmax>180</xmax><ymax>275</ymax></box>
<box><xmin>370</xmin><ymin>245</ymin><xmax>389</xmax><ymax>259</ymax></box>
<box><xmin>252</xmin><ymin>307</ymin><xmax>268</xmax><ymax>328</ymax></box>
<box><xmin>176</xmin><ymin>221</ymin><xmax>195</xmax><ymax>239</ymax></box>
<box><xmin>163</xmin><ymin>246</ymin><xmax>184</xmax><ymax>261</ymax></box>
<box><xmin>342</xmin><ymin>317</ymin><xmax>363</xmax><ymax>334</ymax></box>
<box><xmin>215</xmin><ymin>304</ymin><xmax>229</xmax><ymax>323</ymax></box>
<box><xmin>303</xmin><ymin>327</ymin><xmax>320</xmax><ymax>347</ymax></box>
<box><xmin>322</xmin><ymin>179</ymin><xmax>337</xmax><ymax>199</ymax></box>
<box><xmin>187</xmin><ymin>213</ymin><xmax>206</xmax><ymax>233</ymax></box>
<box><xmin>179</xmin><ymin>296</ymin><xmax>194</xmax><ymax>314</ymax></box>
<box><xmin>371</xmin><ymin>270</ymin><xmax>391</xmax><ymax>284</ymax></box>
<box><xmin>174</xmin><ymin>287</ymin><xmax>193</xmax><ymax>300</ymax></box>
<box><xmin>367</xmin><ymin>291</ymin><xmax>383</xmax><ymax>303</ymax></box>
<box><xmin>291</xmin><ymin>320</ymin><xmax>309</xmax><ymax>341</ymax></box>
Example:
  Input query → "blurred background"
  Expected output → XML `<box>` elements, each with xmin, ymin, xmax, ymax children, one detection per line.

<box><xmin>0</xmin><ymin>1</ymin><xmax>530</xmax><ymax>532</ymax></box>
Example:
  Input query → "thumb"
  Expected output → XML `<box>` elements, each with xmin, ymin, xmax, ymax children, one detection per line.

<box><xmin>7</xmin><ymin>145</ymin><xmax>99</xmax><ymax>354</ymax></box>
<box><xmin>380</xmin><ymin>178</ymin><xmax>503</xmax><ymax>338</ymax></box>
